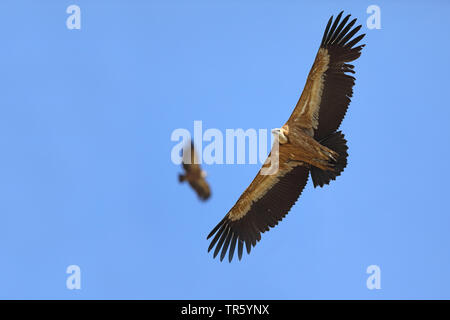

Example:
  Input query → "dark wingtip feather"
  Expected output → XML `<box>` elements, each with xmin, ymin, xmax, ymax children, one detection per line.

<box><xmin>339</xmin><ymin>24</ymin><xmax>362</xmax><ymax>46</ymax></box>
<box><xmin>324</xmin><ymin>13</ymin><xmax>341</xmax><ymax>45</ymax></box>
<box><xmin>333</xmin><ymin>18</ymin><xmax>357</xmax><ymax>45</ymax></box>
<box><xmin>345</xmin><ymin>33</ymin><xmax>366</xmax><ymax>49</ymax></box>
<box><xmin>321</xmin><ymin>13</ymin><xmax>366</xmax><ymax>50</ymax></box>
<box><xmin>245</xmin><ymin>239</ymin><xmax>252</xmax><ymax>254</ymax></box>
<box><xmin>329</xmin><ymin>14</ymin><xmax>351</xmax><ymax>45</ymax></box>
<box><xmin>228</xmin><ymin>233</ymin><xmax>238</xmax><ymax>263</ymax></box>
<box><xmin>207</xmin><ymin>217</ymin><xmax>226</xmax><ymax>239</ymax></box>
<box><xmin>237</xmin><ymin>240</ymin><xmax>244</xmax><ymax>260</ymax></box>
<box><xmin>320</xmin><ymin>15</ymin><xmax>334</xmax><ymax>47</ymax></box>
<box><xmin>213</xmin><ymin>226</ymin><xmax>229</xmax><ymax>258</ymax></box>
<box><xmin>220</xmin><ymin>231</ymin><xmax>233</xmax><ymax>262</ymax></box>
<box><xmin>208</xmin><ymin>223</ymin><xmax>226</xmax><ymax>252</ymax></box>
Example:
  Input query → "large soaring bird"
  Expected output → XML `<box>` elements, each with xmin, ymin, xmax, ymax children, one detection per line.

<box><xmin>179</xmin><ymin>142</ymin><xmax>211</xmax><ymax>201</ymax></box>
<box><xmin>207</xmin><ymin>12</ymin><xmax>365</xmax><ymax>262</ymax></box>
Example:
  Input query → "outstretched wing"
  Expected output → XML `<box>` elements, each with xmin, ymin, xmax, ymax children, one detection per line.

<box><xmin>182</xmin><ymin>142</ymin><xmax>201</xmax><ymax>173</ymax></box>
<box><xmin>182</xmin><ymin>142</ymin><xmax>211</xmax><ymax>200</ymax></box>
<box><xmin>287</xmin><ymin>11</ymin><xmax>365</xmax><ymax>140</ymax></box>
<box><xmin>207</xmin><ymin>149</ymin><xmax>310</xmax><ymax>262</ymax></box>
<box><xmin>189</xmin><ymin>178</ymin><xmax>211</xmax><ymax>201</ymax></box>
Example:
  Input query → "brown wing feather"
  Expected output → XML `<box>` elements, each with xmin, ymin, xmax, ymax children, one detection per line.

<box><xmin>207</xmin><ymin>163</ymin><xmax>310</xmax><ymax>262</ymax></box>
<box><xmin>287</xmin><ymin>48</ymin><xmax>330</xmax><ymax>130</ymax></box>
<box><xmin>189</xmin><ymin>178</ymin><xmax>211</xmax><ymax>201</ymax></box>
<box><xmin>181</xmin><ymin>142</ymin><xmax>211</xmax><ymax>200</ymax></box>
<box><xmin>314</xmin><ymin>12</ymin><xmax>365</xmax><ymax>140</ymax></box>
<box><xmin>182</xmin><ymin>142</ymin><xmax>201</xmax><ymax>173</ymax></box>
<box><xmin>287</xmin><ymin>12</ymin><xmax>365</xmax><ymax>139</ymax></box>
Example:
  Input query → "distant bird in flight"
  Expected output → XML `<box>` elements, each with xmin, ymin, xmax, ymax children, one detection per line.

<box><xmin>179</xmin><ymin>141</ymin><xmax>211</xmax><ymax>201</ymax></box>
<box><xmin>207</xmin><ymin>11</ymin><xmax>365</xmax><ymax>262</ymax></box>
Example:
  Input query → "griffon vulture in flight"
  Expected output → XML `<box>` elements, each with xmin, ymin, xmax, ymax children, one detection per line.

<box><xmin>179</xmin><ymin>141</ymin><xmax>211</xmax><ymax>201</ymax></box>
<box><xmin>207</xmin><ymin>12</ymin><xmax>365</xmax><ymax>262</ymax></box>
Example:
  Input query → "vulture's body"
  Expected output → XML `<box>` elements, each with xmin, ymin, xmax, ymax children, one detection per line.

<box><xmin>179</xmin><ymin>142</ymin><xmax>211</xmax><ymax>201</ymax></box>
<box><xmin>207</xmin><ymin>12</ymin><xmax>365</xmax><ymax>262</ymax></box>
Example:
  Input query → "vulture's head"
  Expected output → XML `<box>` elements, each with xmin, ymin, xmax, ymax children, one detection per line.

<box><xmin>271</xmin><ymin>127</ymin><xmax>288</xmax><ymax>144</ymax></box>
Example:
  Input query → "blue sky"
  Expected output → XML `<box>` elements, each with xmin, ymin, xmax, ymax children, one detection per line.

<box><xmin>0</xmin><ymin>0</ymin><xmax>449</xmax><ymax>299</ymax></box>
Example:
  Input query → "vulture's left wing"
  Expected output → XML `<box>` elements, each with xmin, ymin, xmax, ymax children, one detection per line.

<box><xmin>207</xmin><ymin>150</ymin><xmax>310</xmax><ymax>262</ymax></box>
<box><xmin>189</xmin><ymin>177</ymin><xmax>211</xmax><ymax>201</ymax></box>
<box><xmin>182</xmin><ymin>142</ymin><xmax>201</xmax><ymax>173</ymax></box>
<box><xmin>181</xmin><ymin>142</ymin><xmax>211</xmax><ymax>200</ymax></box>
<box><xmin>287</xmin><ymin>12</ymin><xmax>365</xmax><ymax>140</ymax></box>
